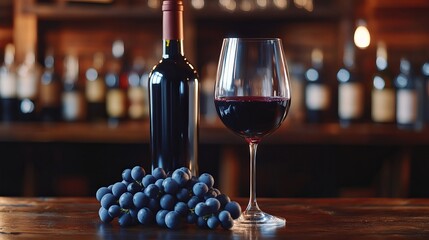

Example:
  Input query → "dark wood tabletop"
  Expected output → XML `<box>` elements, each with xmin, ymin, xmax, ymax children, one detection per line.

<box><xmin>0</xmin><ymin>197</ymin><xmax>429</xmax><ymax>239</ymax></box>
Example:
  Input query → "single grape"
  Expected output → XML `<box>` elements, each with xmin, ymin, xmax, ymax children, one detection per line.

<box><xmin>172</xmin><ymin>169</ymin><xmax>190</xmax><ymax>187</ymax></box>
<box><xmin>187</xmin><ymin>196</ymin><xmax>202</xmax><ymax>209</ymax></box>
<box><xmin>174</xmin><ymin>202</ymin><xmax>189</xmax><ymax>216</ymax></box>
<box><xmin>199</xmin><ymin>173</ymin><xmax>215</xmax><ymax>188</ymax></box>
<box><xmin>156</xmin><ymin>209</ymin><xmax>169</xmax><ymax>227</ymax></box>
<box><xmin>108</xmin><ymin>204</ymin><xmax>121</xmax><ymax>218</ymax></box>
<box><xmin>213</xmin><ymin>188</ymin><xmax>221</xmax><ymax>195</ymax></box>
<box><xmin>101</xmin><ymin>193</ymin><xmax>117</xmax><ymax>209</ymax></box>
<box><xmin>197</xmin><ymin>216</ymin><xmax>208</xmax><ymax>229</ymax></box>
<box><xmin>194</xmin><ymin>202</ymin><xmax>210</xmax><ymax>217</ymax></box>
<box><xmin>165</xmin><ymin>211</ymin><xmax>182</xmax><ymax>230</ymax></box>
<box><xmin>133</xmin><ymin>192</ymin><xmax>149</xmax><ymax>209</ymax></box>
<box><xmin>162</xmin><ymin>177</ymin><xmax>179</xmax><ymax>194</ymax></box>
<box><xmin>205</xmin><ymin>198</ymin><xmax>221</xmax><ymax>213</ymax></box>
<box><xmin>148</xmin><ymin>198</ymin><xmax>161</xmax><ymax>212</ymax></box>
<box><xmin>221</xmin><ymin>216</ymin><xmax>233</xmax><ymax>230</ymax></box>
<box><xmin>111</xmin><ymin>182</ymin><xmax>127</xmax><ymax>198</ymax></box>
<box><xmin>176</xmin><ymin>188</ymin><xmax>191</xmax><ymax>202</ymax></box>
<box><xmin>144</xmin><ymin>184</ymin><xmax>159</xmax><ymax>198</ymax></box>
<box><xmin>152</xmin><ymin>167</ymin><xmax>167</xmax><ymax>180</ymax></box>
<box><xmin>131</xmin><ymin>166</ymin><xmax>146</xmax><ymax>182</ymax></box>
<box><xmin>118</xmin><ymin>212</ymin><xmax>133</xmax><ymax>227</ymax></box>
<box><xmin>142</xmin><ymin>175</ymin><xmax>156</xmax><ymax>188</ymax></box>
<box><xmin>218</xmin><ymin>210</ymin><xmax>232</xmax><ymax>223</ymax></box>
<box><xmin>186</xmin><ymin>176</ymin><xmax>199</xmax><ymax>189</ymax></box>
<box><xmin>155</xmin><ymin>178</ymin><xmax>164</xmax><ymax>192</ymax></box>
<box><xmin>204</xmin><ymin>188</ymin><xmax>218</xmax><ymax>200</ymax></box>
<box><xmin>129</xmin><ymin>208</ymin><xmax>139</xmax><ymax>220</ymax></box>
<box><xmin>207</xmin><ymin>215</ymin><xmax>220</xmax><ymax>229</ymax></box>
<box><xmin>193</xmin><ymin>182</ymin><xmax>209</xmax><ymax>197</ymax></box>
<box><xmin>179</xmin><ymin>167</ymin><xmax>192</xmax><ymax>178</ymax></box>
<box><xmin>160</xmin><ymin>194</ymin><xmax>177</xmax><ymax>211</ymax></box>
<box><xmin>119</xmin><ymin>192</ymin><xmax>134</xmax><ymax>209</ymax></box>
<box><xmin>99</xmin><ymin>207</ymin><xmax>113</xmax><ymax>223</ymax></box>
<box><xmin>107</xmin><ymin>184</ymin><xmax>113</xmax><ymax>191</ymax></box>
<box><xmin>96</xmin><ymin>187</ymin><xmax>111</xmax><ymax>201</ymax></box>
<box><xmin>122</xmin><ymin>168</ymin><xmax>133</xmax><ymax>182</ymax></box>
<box><xmin>187</xmin><ymin>212</ymin><xmax>198</xmax><ymax>224</ymax></box>
<box><xmin>137</xmin><ymin>207</ymin><xmax>153</xmax><ymax>225</ymax></box>
<box><xmin>127</xmin><ymin>182</ymin><xmax>142</xmax><ymax>194</ymax></box>
<box><xmin>225</xmin><ymin>201</ymin><xmax>242</xmax><ymax>219</ymax></box>
<box><xmin>216</xmin><ymin>194</ymin><xmax>231</xmax><ymax>208</ymax></box>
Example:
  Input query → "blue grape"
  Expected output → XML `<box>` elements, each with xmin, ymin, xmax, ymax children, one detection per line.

<box><xmin>142</xmin><ymin>175</ymin><xmax>156</xmax><ymax>188</ymax></box>
<box><xmin>162</xmin><ymin>177</ymin><xmax>179</xmax><ymax>194</ymax></box>
<box><xmin>131</xmin><ymin>166</ymin><xmax>146</xmax><ymax>182</ymax></box>
<box><xmin>119</xmin><ymin>192</ymin><xmax>134</xmax><ymax>209</ymax></box>
<box><xmin>101</xmin><ymin>193</ymin><xmax>117</xmax><ymax>209</ymax></box>
<box><xmin>152</xmin><ymin>167</ymin><xmax>167</xmax><ymax>180</ymax></box>
<box><xmin>148</xmin><ymin>198</ymin><xmax>161</xmax><ymax>212</ymax></box>
<box><xmin>205</xmin><ymin>198</ymin><xmax>221</xmax><ymax>213</ymax></box>
<box><xmin>172</xmin><ymin>169</ymin><xmax>190</xmax><ymax>187</ymax></box>
<box><xmin>129</xmin><ymin>208</ymin><xmax>139</xmax><ymax>219</ymax></box>
<box><xmin>122</xmin><ymin>168</ymin><xmax>133</xmax><ymax>182</ymax></box>
<box><xmin>156</xmin><ymin>209</ymin><xmax>169</xmax><ymax>227</ymax></box>
<box><xmin>218</xmin><ymin>210</ymin><xmax>232</xmax><ymax>223</ymax></box>
<box><xmin>118</xmin><ymin>212</ymin><xmax>133</xmax><ymax>227</ymax></box>
<box><xmin>187</xmin><ymin>212</ymin><xmax>198</xmax><ymax>224</ymax></box>
<box><xmin>213</xmin><ymin>188</ymin><xmax>221</xmax><ymax>195</ymax></box>
<box><xmin>111</xmin><ymin>182</ymin><xmax>127</xmax><ymax>198</ymax></box>
<box><xmin>193</xmin><ymin>182</ymin><xmax>208</xmax><ymax>197</ymax></box>
<box><xmin>204</xmin><ymin>189</ymin><xmax>218</xmax><ymax>200</ymax></box>
<box><xmin>225</xmin><ymin>201</ymin><xmax>242</xmax><ymax>219</ymax></box>
<box><xmin>187</xmin><ymin>196</ymin><xmax>202</xmax><ymax>209</ymax></box>
<box><xmin>160</xmin><ymin>194</ymin><xmax>176</xmax><ymax>210</ymax></box>
<box><xmin>96</xmin><ymin>187</ymin><xmax>111</xmax><ymax>201</ymax></box>
<box><xmin>197</xmin><ymin>216</ymin><xmax>208</xmax><ymax>229</ymax></box>
<box><xmin>199</xmin><ymin>173</ymin><xmax>214</xmax><ymax>188</ymax></box>
<box><xmin>221</xmin><ymin>217</ymin><xmax>233</xmax><ymax>230</ymax></box>
<box><xmin>207</xmin><ymin>215</ymin><xmax>220</xmax><ymax>229</ymax></box>
<box><xmin>165</xmin><ymin>211</ymin><xmax>182</xmax><ymax>229</ymax></box>
<box><xmin>194</xmin><ymin>202</ymin><xmax>210</xmax><ymax>217</ymax></box>
<box><xmin>216</xmin><ymin>194</ymin><xmax>231</xmax><ymax>208</ymax></box>
<box><xmin>174</xmin><ymin>202</ymin><xmax>189</xmax><ymax>216</ymax></box>
<box><xmin>186</xmin><ymin>176</ymin><xmax>199</xmax><ymax>189</ymax></box>
<box><xmin>155</xmin><ymin>179</ymin><xmax>164</xmax><ymax>192</ymax></box>
<box><xmin>108</xmin><ymin>204</ymin><xmax>121</xmax><ymax>218</ymax></box>
<box><xmin>107</xmin><ymin>184</ymin><xmax>113</xmax><ymax>191</ymax></box>
<box><xmin>99</xmin><ymin>207</ymin><xmax>113</xmax><ymax>223</ymax></box>
<box><xmin>176</xmin><ymin>188</ymin><xmax>191</xmax><ymax>202</ymax></box>
<box><xmin>144</xmin><ymin>184</ymin><xmax>159</xmax><ymax>198</ymax></box>
<box><xmin>137</xmin><ymin>207</ymin><xmax>153</xmax><ymax>225</ymax></box>
<box><xmin>179</xmin><ymin>167</ymin><xmax>192</xmax><ymax>178</ymax></box>
<box><xmin>133</xmin><ymin>192</ymin><xmax>149</xmax><ymax>209</ymax></box>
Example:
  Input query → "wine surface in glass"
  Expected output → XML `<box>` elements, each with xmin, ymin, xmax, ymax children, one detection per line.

<box><xmin>214</xmin><ymin>96</ymin><xmax>290</xmax><ymax>143</ymax></box>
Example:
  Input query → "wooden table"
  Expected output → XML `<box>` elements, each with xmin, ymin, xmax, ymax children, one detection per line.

<box><xmin>0</xmin><ymin>198</ymin><xmax>429</xmax><ymax>239</ymax></box>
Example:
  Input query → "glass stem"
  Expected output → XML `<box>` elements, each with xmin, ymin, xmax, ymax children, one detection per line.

<box><xmin>246</xmin><ymin>142</ymin><xmax>261</xmax><ymax>213</ymax></box>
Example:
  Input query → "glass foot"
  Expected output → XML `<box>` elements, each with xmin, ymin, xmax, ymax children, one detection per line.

<box><xmin>233</xmin><ymin>209</ymin><xmax>286</xmax><ymax>229</ymax></box>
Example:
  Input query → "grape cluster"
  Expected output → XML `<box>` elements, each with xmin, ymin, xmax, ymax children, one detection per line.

<box><xmin>96</xmin><ymin>166</ymin><xmax>241</xmax><ymax>230</ymax></box>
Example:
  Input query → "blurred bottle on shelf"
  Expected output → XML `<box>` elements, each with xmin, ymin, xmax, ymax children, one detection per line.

<box><xmin>85</xmin><ymin>52</ymin><xmax>106</xmax><ymax>122</ymax></box>
<box><xmin>371</xmin><ymin>42</ymin><xmax>395</xmax><ymax>124</ymax></box>
<box><xmin>0</xmin><ymin>43</ymin><xmax>18</xmax><ymax>122</ymax></box>
<box><xmin>304</xmin><ymin>48</ymin><xmax>331</xmax><ymax>123</ymax></box>
<box><xmin>39</xmin><ymin>49</ymin><xmax>61</xmax><ymax>122</ymax></box>
<box><xmin>127</xmin><ymin>56</ymin><xmax>148</xmax><ymax>121</ymax></box>
<box><xmin>421</xmin><ymin>60</ymin><xmax>429</xmax><ymax>124</ymax></box>
<box><xmin>337</xmin><ymin>42</ymin><xmax>364</xmax><ymax>127</ymax></box>
<box><xmin>200</xmin><ymin>62</ymin><xmax>217</xmax><ymax>124</ymax></box>
<box><xmin>62</xmin><ymin>54</ymin><xmax>86</xmax><ymax>122</ymax></box>
<box><xmin>105</xmin><ymin>40</ymin><xmax>128</xmax><ymax>125</ymax></box>
<box><xmin>394</xmin><ymin>58</ymin><xmax>423</xmax><ymax>130</ymax></box>
<box><xmin>17</xmin><ymin>51</ymin><xmax>40</xmax><ymax>121</ymax></box>
<box><xmin>287</xmin><ymin>63</ymin><xmax>305</xmax><ymax>123</ymax></box>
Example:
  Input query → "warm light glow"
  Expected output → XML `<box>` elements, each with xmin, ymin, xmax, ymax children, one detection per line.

<box><xmin>256</xmin><ymin>0</ymin><xmax>268</xmax><ymax>8</ymax></box>
<box><xmin>240</xmin><ymin>0</ymin><xmax>253</xmax><ymax>11</ymax></box>
<box><xmin>147</xmin><ymin>0</ymin><xmax>160</xmax><ymax>9</ymax></box>
<box><xmin>354</xmin><ymin>20</ymin><xmax>371</xmax><ymax>49</ymax></box>
<box><xmin>191</xmin><ymin>0</ymin><xmax>205</xmax><ymax>9</ymax></box>
<box><xmin>274</xmin><ymin>0</ymin><xmax>288</xmax><ymax>9</ymax></box>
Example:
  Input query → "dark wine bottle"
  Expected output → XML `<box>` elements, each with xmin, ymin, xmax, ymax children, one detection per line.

<box><xmin>371</xmin><ymin>42</ymin><xmax>395</xmax><ymax>124</ymax></box>
<box><xmin>17</xmin><ymin>51</ymin><xmax>39</xmax><ymax>121</ymax></box>
<box><xmin>39</xmin><ymin>49</ymin><xmax>61</xmax><ymax>122</ymax></box>
<box><xmin>422</xmin><ymin>60</ymin><xmax>429</xmax><ymax>124</ymax></box>
<box><xmin>149</xmin><ymin>0</ymin><xmax>199</xmax><ymax>175</ymax></box>
<box><xmin>0</xmin><ymin>44</ymin><xmax>18</xmax><ymax>122</ymax></box>
<box><xmin>85</xmin><ymin>52</ymin><xmax>106</xmax><ymax>122</ymax></box>
<box><xmin>62</xmin><ymin>54</ymin><xmax>86</xmax><ymax>122</ymax></box>
<box><xmin>304</xmin><ymin>48</ymin><xmax>331</xmax><ymax>123</ymax></box>
<box><xmin>337</xmin><ymin>42</ymin><xmax>364</xmax><ymax>127</ymax></box>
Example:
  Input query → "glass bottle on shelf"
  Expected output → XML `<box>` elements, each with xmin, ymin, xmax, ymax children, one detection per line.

<box><xmin>422</xmin><ymin>60</ymin><xmax>429</xmax><ymax>124</ymax></box>
<box><xmin>0</xmin><ymin>43</ymin><xmax>18</xmax><ymax>122</ymax></box>
<box><xmin>127</xmin><ymin>56</ymin><xmax>148</xmax><ymax>121</ymax></box>
<box><xmin>288</xmin><ymin>63</ymin><xmax>305</xmax><ymax>123</ymax></box>
<box><xmin>371</xmin><ymin>42</ymin><xmax>395</xmax><ymax>124</ymax></box>
<box><xmin>85</xmin><ymin>52</ymin><xmax>106</xmax><ymax>122</ymax></box>
<box><xmin>200</xmin><ymin>61</ymin><xmax>217</xmax><ymax>124</ymax></box>
<box><xmin>304</xmin><ymin>48</ymin><xmax>331</xmax><ymax>123</ymax></box>
<box><xmin>62</xmin><ymin>54</ymin><xmax>86</xmax><ymax>122</ymax></box>
<box><xmin>39</xmin><ymin>49</ymin><xmax>61</xmax><ymax>122</ymax></box>
<box><xmin>17</xmin><ymin>51</ymin><xmax>40</xmax><ymax>121</ymax></box>
<box><xmin>337</xmin><ymin>42</ymin><xmax>364</xmax><ymax>127</ymax></box>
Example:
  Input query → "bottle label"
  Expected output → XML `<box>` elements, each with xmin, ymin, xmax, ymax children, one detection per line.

<box><xmin>305</xmin><ymin>83</ymin><xmax>330</xmax><ymax>110</ymax></box>
<box><xmin>396</xmin><ymin>89</ymin><xmax>417</xmax><ymax>124</ymax></box>
<box><xmin>0</xmin><ymin>72</ymin><xmax>17</xmax><ymax>98</ymax></box>
<box><xmin>338</xmin><ymin>83</ymin><xmax>364</xmax><ymax>119</ymax></box>
<box><xmin>40</xmin><ymin>82</ymin><xmax>60</xmax><ymax>107</ymax></box>
<box><xmin>86</xmin><ymin>79</ymin><xmax>106</xmax><ymax>103</ymax></box>
<box><xmin>106</xmin><ymin>89</ymin><xmax>126</xmax><ymax>117</ymax></box>
<box><xmin>372</xmin><ymin>89</ymin><xmax>395</xmax><ymax>122</ymax></box>
<box><xmin>17</xmin><ymin>74</ymin><xmax>38</xmax><ymax>99</ymax></box>
<box><xmin>62</xmin><ymin>92</ymin><xmax>85</xmax><ymax>121</ymax></box>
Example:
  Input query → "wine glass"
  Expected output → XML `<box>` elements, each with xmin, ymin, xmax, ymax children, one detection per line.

<box><xmin>214</xmin><ymin>38</ymin><xmax>291</xmax><ymax>228</ymax></box>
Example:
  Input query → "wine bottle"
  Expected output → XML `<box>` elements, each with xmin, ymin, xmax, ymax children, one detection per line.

<box><xmin>128</xmin><ymin>56</ymin><xmax>148</xmax><ymax>121</ymax></box>
<box><xmin>337</xmin><ymin>42</ymin><xmax>364</xmax><ymax>127</ymax></box>
<box><xmin>105</xmin><ymin>40</ymin><xmax>128</xmax><ymax>125</ymax></box>
<box><xmin>85</xmin><ymin>52</ymin><xmax>106</xmax><ymax>122</ymax></box>
<box><xmin>0</xmin><ymin>44</ymin><xmax>18</xmax><ymax>122</ymax></box>
<box><xmin>17</xmin><ymin>51</ymin><xmax>40</xmax><ymax>121</ymax></box>
<box><xmin>371</xmin><ymin>42</ymin><xmax>395</xmax><ymax>124</ymax></box>
<box><xmin>62</xmin><ymin>54</ymin><xmax>86</xmax><ymax>122</ymax></box>
<box><xmin>39</xmin><ymin>49</ymin><xmax>61</xmax><ymax>122</ymax></box>
<box><xmin>149</xmin><ymin>0</ymin><xmax>199</xmax><ymax>175</ymax></box>
<box><xmin>201</xmin><ymin>62</ymin><xmax>217</xmax><ymax>124</ymax></box>
<box><xmin>304</xmin><ymin>48</ymin><xmax>331</xmax><ymax>123</ymax></box>
<box><xmin>422</xmin><ymin>60</ymin><xmax>429</xmax><ymax>124</ymax></box>
<box><xmin>394</xmin><ymin>58</ymin><xmax>423</xmax><ymax>130</ymax></box>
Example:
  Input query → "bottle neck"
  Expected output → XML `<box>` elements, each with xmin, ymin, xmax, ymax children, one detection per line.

<box><xmin>163</xmin><ymin>40</ymin><xmax>184</xmax><ymax>58</ymax></box>
<box><xmin>162</xmin><ymin>0</ymin><xmax>184</xmax><ymax>58</ymax></box>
